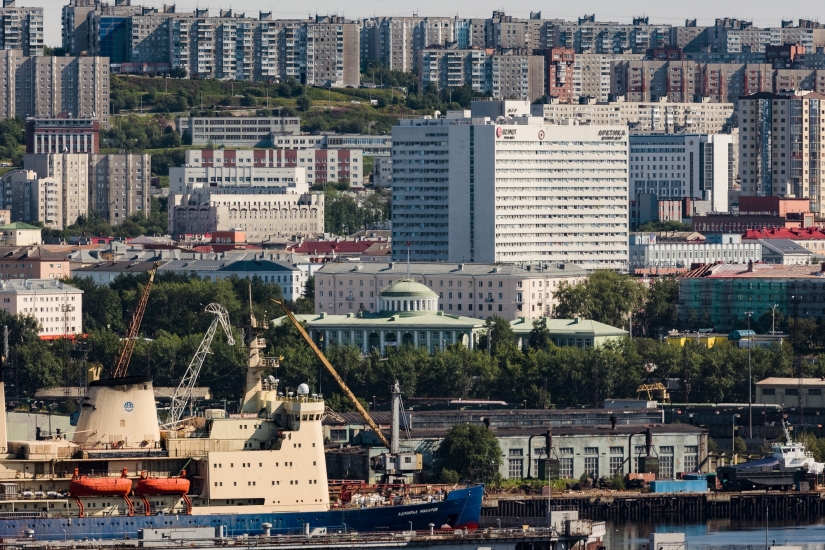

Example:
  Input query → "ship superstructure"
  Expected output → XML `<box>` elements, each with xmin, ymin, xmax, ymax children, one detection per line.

<box><xmin>0</xmin><ymin>299</ymin><xmax>482</xmax><ymax>540</ymax></box>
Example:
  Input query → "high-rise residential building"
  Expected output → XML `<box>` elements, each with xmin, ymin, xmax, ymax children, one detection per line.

<box><xmin>391</xmin><ymin>101</ymin><xmax>629</xmax><ymax>268</ymax></box>
<box><xmin>629</xmin><ymin>134</ymin><xmax>736</xmax><ymax>213</ymax></box>
<box><xmin>531</xmin><ymin>100</ymin><xmax>735</xmax><ymax>134</ymax></box>
<box><xmin>361</xmin><ymin>16</ymin><xmax>458</xmax><ymax>73</ymax></box>
<box><xmin>89</xmin><ymin>153</ymin><xmax>151</xmax><ymax>224</ymax></box>
<box><xmin>574</xmin><ymin>53</ymin><xmax>644</xmax><ymax>102</ymax></box>
<box><xmin>24</xmin><ymin>153</ymin><xmax>89</xmax><ymax>227</ymax></box>
<box><xmin>0</xmin><ymin>169</ymin><xmax>61</xmax><ymax>228</ymax></box>
<box><xmin>541</xmin><ymin>48</ymin><xmax>575</xmax><ymax>103</ymax></box>
<box><xmin>0</xmin><ymin>1</ymin><xmax>42</xmax><ymax>56</ymax></box>
<box><xmin>0</xmin><ymin>52</ymin><xmax>110</xmax><ymax>126</ymax></box>
<box><xmin>305</xmin><ymin>16</ymin><xmax>360</xmax><ymax>87</ymax></box>
<box><xmin>62</xmin><ymin>0</ymin><xmax>99</xmax><ymax>55</ymax></box>
<box><xmin>737</xmin><ymin>91</ymin><xmax>825</xmax><ymax>214</ymax></box>
<box><xmin>418</xmin><ymin>47</ymin><xmax>545</xmax><ymax>102</ymax></box>
<box><xmin>168</xmin><ymin>150</ymin><xmax>323</xmax><ymax>240</ymax></box>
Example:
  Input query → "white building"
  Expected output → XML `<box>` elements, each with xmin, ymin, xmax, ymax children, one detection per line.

<box><xmin>175</xmin><ymin>116</ymin><xmax>301</xmax><ymax>146</ymax></box>
<box><xmin>168</xmin><ymin>152</ymin><xmax>323</xmax><ymax>240</ymax></box>
<box><xmin>628</xmin><ymin>233</ymin><xmax>762</xmax><ymax>274</ymax></box>
<box><xmin>629</xmin><ymin>133</ymin><xmax>735</xmax><ymax>213</ymax></box>
<box><xmin>531</xmin><ymin>100</ymin><xmax>735</xmax><ymax>135</ymax></box>
<box><xmin>373</xmin><ymin>157</ymin><xmax>393</xmax><ymax>188</ymax></box>
<box><xmin>391</xmin><ymin>102</ymin><xmax>629</xmax><ymax>269</ymax></box>
<box><xmin>314</xmin><ymin>261</ymin><xmax>587</xmax><ymax>320</ymax></box>
<box><xmin>0</xmin><ymin>279</ymin><xmax>83</xmax><ymax>338</ymax></box>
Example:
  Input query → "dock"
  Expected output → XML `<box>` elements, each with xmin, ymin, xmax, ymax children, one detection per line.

<box><xmin>0</xmin><ymin>526</ymin><xmax>602</xmax><ymax>550</ymax></box>
<box><xmin>482</xmin><ymin>491</ymin><xmax>825</xmax><ymax>523</ymax></box>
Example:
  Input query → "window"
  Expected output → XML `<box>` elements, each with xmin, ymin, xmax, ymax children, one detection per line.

<box><xmin>684</xmin><ymin>446</ymin><xmax>698</xmax><ymax>473</ymax></box>
<box><xmin>559</xmin><ymin>447</ymin><xmax>574</xmax><ymax>456</ymax></box>
<box><xmin>329</xmin><ymin>429</ymin><xmax>347</xmax><ymax>441</ymax></box>
<box><xmin>559</xmin><ymin>458</ymin><xmax>573</xmax><ymax>479</ymax></box>
<box><xmin>762</xmin><ymin>388</ymin><xmax>776</xmax><ymax>395</ymax></box>
<box><xmin>584</xmin><ymin>457</ymin><xmax>599</xmax><ymax>477</ymax></box>
<box><xmin>659</xmin><ymin>456</ymin><xmax>674</xmax><ymax>479</ymax></box>
<box><xmin>509</xmin><ymin>448</ymin><xmax>523</xmax><ymax>456</ymax></box>
<box><xmin>810</xmin><ymin>389</ymin><xmax>822</xmax><ymax>396</ymax></box>
<box><xmin>584</xmin><ymin>447</ymin><xmax>599</xmax><ymax>455</ymax></box>
<box><xmin>609</xmin><ymin>446</ymin><xmax>623</xmax><ymax>454</ymax></box>
<box><xmin>508</xmin><ymin>458</ymin><xmax>523</xmax><ymax>479</ymax></box>
<box><xmin>609</xmin><ymin>456</ymin><xmax>624</xmax><ymax>476</ymax></box>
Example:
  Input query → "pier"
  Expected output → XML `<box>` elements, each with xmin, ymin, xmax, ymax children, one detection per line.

<box><xmin>482</xmin><ymin>491</ymin><xmax>825</xmax><ymax>524</ymax></box>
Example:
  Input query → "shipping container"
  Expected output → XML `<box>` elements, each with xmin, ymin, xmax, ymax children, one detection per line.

<box><xmin>649</xmin><ymin>479</ymin><xmax>708</xmax><ymax>493</ymax></box>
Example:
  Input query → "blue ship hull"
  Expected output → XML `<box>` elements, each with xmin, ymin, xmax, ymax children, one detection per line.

<box><xmin>0</xmin><ymin>485</ymin><xmax>483</xmax><ymax>541</ymax></box>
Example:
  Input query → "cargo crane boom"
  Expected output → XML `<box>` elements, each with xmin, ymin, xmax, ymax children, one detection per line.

<box><xmin>112</xmin><ymin>262</ymin><xmax>159</xmax><ymax>379</ymax></box>
<box><xmin>271</xmin><ymin>299</ymin><xmax>391</xmax><ymax>449</ymax></box>
<box><xmin>165</xmin><ymin>303</ymin><xmax>235</xmax><ymax>426</ymax></box>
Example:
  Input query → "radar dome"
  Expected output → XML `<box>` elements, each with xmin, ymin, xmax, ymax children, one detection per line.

<box><xmin>297</xmin><ymin>383</ymin><xmax>310</xmax><ymax>395</ymax></box>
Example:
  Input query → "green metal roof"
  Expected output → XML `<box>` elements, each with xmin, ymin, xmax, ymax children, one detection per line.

<box><xmin>510</xmin><ymin>317</ymin><xmax>627</xmax><ymax>337</ymax></box>
<box><xmin>0</xmin><ymin>222</ymin><xmax>41</xmax><ymax>230</ymax></box>
<box><xmin>379</xmin><ymin>278</ymin><xmax>438</xmax><ymax>298</ymax></box>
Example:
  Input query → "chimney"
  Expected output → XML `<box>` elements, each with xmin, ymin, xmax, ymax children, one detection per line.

<box><xmin>610</xmin><ymin>415</ymin><xmax>617</xmax><ymax>430</ymax></box>
<box><xmin>544</xmin><ymin>429</ymin><xmax>552</xmax><ymax>457</ymax></box>
<box><xmin>821</xmin><ymin>261</ymin><xmax>825</xmax><ymax>273</ymax></box>
<box><xmin>747</xmin><ymin>260</ymin><xmax>754</xmax><ymax>272</ymax></box>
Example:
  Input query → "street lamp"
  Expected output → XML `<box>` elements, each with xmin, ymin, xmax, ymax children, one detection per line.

<box><xmin>732</xmin><ymin>413</ymin><xmax>740</xmax><ymax>464</ymax></box>
<box><xmin>770</xmin><ymin>304</ymin><xmax>779</xmax><ymax>335</ymax></box>
<box><xmin>745</xmin><ymin>311</ymin><xmax>754</xmax><ymax>439</ymax></box>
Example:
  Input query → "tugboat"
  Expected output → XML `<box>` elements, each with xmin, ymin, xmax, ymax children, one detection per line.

<box><xmin>717</xmin><ymin>422</ymin><xmax>825</xmax><ymax>490</ymax></box>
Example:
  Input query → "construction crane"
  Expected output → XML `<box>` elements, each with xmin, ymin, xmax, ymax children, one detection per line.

<box><xmin>111</xmin><ymin>262</ymin><xmax>159</xmax><ymax>379</ymax></box>
<box><xmin>271</xmin><ymin>299</ymin><xmax>391</xmax><ymax>449</ymax></box>
<box><xmin>637</xmin><ymin>382</ymin><xmax>670</xmax><ymax>401</ymax></box>
<box><xmin>165</xmin><ymin>303</ymin><xmax>235</xmax><ymax>426</ymax></box>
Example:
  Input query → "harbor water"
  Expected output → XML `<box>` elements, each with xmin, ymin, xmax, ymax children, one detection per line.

<box><xmin>604</xmin><ymin>518</ymin><xmax>825</xmax><ymax>549</ymax></box>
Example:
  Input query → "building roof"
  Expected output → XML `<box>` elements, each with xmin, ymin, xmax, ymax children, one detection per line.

<box><xmin>158</xmin><ymin>259</ymin><xmax>299</xmax><ymax>273</ymax></box>
<box><xmin>396</xmin><ymin>423</ymin><xmax>706</xmax><ymax>440</ymax></box>
<box><xmin>380</xmin><ymin>279</ymin><xmax>437</xmax><ymax>298</ymax></box>
<box><xmin>316</xmin><ymin>261</ymin><xmax>587</xmax><ymax>278</ymax></box>
<box><xmin>510</xmin><ymin>317</ymin><xmax>628</xmax><ymax>337</ymax></box>
<box><xmin>681</xmin><ymin>263</ymin><xmax>825</xmax><ymax>279</ymax></box>
<box><xmin>758</xmin><ymin>239</ymin><xmax>813</xmax><ymax>256</ymax></box>
<box><xmin>286</xmin><ymin>240</ymin><xmax>384</xmax><ymax>255</ymax></box>
<box><xmin>745</xmin><ymin>228</ymin><xmax>825</xmax><ymax>241</ymax></box>
<box><xmin>73</xmin><ymin>261</ymin><xmax>164</xmax><ymax>274</ymax></box>
<box><xmin>756</xmin><ymin>377</ymin><xmax>825</xmax><ymax>387</ymax></box>
<box><xmin>274</xmin><ymin>311</ymin><xmax>486</xmax><ymax>329</ymax></box>
<box><xmin>0</xmin><ymin>222</ymin><xmax>40</xmax><ymax>230</ymax></box>
<box><xmin>0</xmin><ymin>246</ymin><xmax>71</xmax><ymax>262</ymax></box>
<box><xmin>0</xmin><ymin>279</ymin><xmax>82</xmax><ymax>293</ymax></box>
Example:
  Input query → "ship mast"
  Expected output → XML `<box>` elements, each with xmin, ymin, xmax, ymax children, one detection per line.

<box><xmin>240</xmin><ymin>283</ymin><xmax>279</xmax><ymax>412</ymax></box>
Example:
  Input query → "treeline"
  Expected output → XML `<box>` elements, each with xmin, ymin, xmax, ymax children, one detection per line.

<box><xmin>4</xmin><ymin>274</ymin><xmax>314</xmax><ymax>399</ymax></box>
<box><xmin>266</xmin><ymin>316</ymin><xmax>822</xmax><ymax>411</ymax></box>
<box><xmin>324</xmin><ymin>188</ymin><xmax>391</xmax><ymax>235</ymax></box>
<box><xmin>38</xmin><ymin>198</ymin><xmax>168</xmax><ymax>240</ymax></box>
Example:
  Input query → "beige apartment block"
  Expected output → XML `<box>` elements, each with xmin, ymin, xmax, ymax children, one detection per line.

<box><xmin>0</xmin><ymin>279</ymin><xmax>83</xmax><ymax>337</ymax></box>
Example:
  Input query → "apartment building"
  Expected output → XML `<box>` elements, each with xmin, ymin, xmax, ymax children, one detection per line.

<box><xmin>0</xmin><ymin>170</ymin><xmax>61</xmax><ymax>228</ymax></box>
<box><xmin>574</xmin><ymin>53</ymin><xmax>645</xmax><ymax>102</ymax></box>
<box><xmin>628</xmin><ymin>232</ymin><xmax>761</xmax><ymax>274</ymax></box>
<box><xmin>531</xmin><ymin>100</ymin><xmax>735</xmax><ymax>135</ymax></box>
<box><xmin>549</xmin><ymin>16</ymin><xmax>671</xmax><ymax>54</ymax></box>
<box><xmin>168</xmin><ymin>149</ymin><xmax>323</xmax><ymax>240</ymax></box>
<box><xmin>0</xmin><ymin>1</ymin><xmax>42</xmax><ymax>56</ymax></box>
<box><xmin>629</xmin><ymin>133</ymin><xmax>735</xmax><ymax>212</ymax></box>
<box><xmin>314</xmin><ymin>261</ymin><xmax>587</xmax><ymax>320</ymax></box>
<box><xmin>418</xmin><ymin>47</ymin><xmax>545</xmax><ymax>102</ymax></box>
<box><xmin>89</xmin><ymin>154</ymin><xmax>151</xmax><ymax>224</ymax></box>
<box><xmin>0</xmin><ymin>245</ymin><xmax>73</xmax><ymax>279</ymax></box>
<box><xmin>0</xmin><ymin>52</ymin><xmax>110</xmax><ymax>125</ymax></box>
<box><xmin>542</xmin><ymin>48</ymin><xmax>575</xmax><ymax>102</ymax></box>
<box><xmin>175</xmin><ymin>116</ymin><xmax>301</xmax><ymax>146</ymax></box>
<box><xmin>61</xmin><ymin>0</ymin><xmax>99</xmax><ymax>55</ymax></box>
<box><xmin>25</xmin><ymin>118</ymin><xmax>100</xmax><ymax>154</ymax></box>
<box><xmin>24</xmin><ymin>153</ymin><xmax>89</xmax><ymax>227</ymax></box>
<box><xmin>361</xmin><ymin>16</ymin><xmax>458</xmax><ymax>73</ymax></box>
<box><xmin>178</xmin><ymin>148</ymin><xmax>362</xmax><ymax>185</ymax></box>
<box><xmin>0</xmin><ymin>279</ymin><xmax>83</xmax><ymax>337</ymax></box>
<box><xmin>737</xmin><ymin>91</ymin><xmax>825</xmax><ymax>214</ymax></box>
<box><xmin>391</xmin><ymin>101</ymin><xmax>629</xmax><ymax>268</ymax></box>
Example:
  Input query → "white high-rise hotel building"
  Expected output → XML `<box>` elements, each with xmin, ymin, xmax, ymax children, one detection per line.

<box><xmin>391</xmin><ymin>101</ymin><xmax>629</xmax><ymax>268</ymax></box>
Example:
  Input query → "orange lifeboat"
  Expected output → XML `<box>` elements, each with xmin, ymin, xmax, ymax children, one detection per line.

<box><xmin>135</xmin><ymin>471</ymin><xmax>192</xmax><ymax>516</ymax></box>
<box><xmin>70</xmin><ymin>468</ymin><xmax>132</xmax><ymax>497</ymax></box>
<box><xmin>135</xmin><ymin>471</ymin><xmax>190</xmax><ymax>496</ymax></box>
<box><xmin>69</xmin><ymin>468</ymin><xmax>134</xmax><ymax>517</ymax></box>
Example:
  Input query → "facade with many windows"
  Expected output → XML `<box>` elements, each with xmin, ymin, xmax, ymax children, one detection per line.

<box><xmin>0</xmin><ymin>279</ymin><xmax>83</xmax><ymax>338</ymax></box>
<box><xmin>391</xmin><ymin>102</ymin><xmax>629</xmax><ymax>268</ymax></box>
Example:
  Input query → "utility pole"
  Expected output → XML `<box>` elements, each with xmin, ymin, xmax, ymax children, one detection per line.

<box><xmin>745</xmin><ymin>311</ymin><xmax>753</xmax><ymax>439</ymax></box>
<box><xmin>770</xmin><ymin>303</ymin><xmax>778</xmax><ymax>335</ymax></box>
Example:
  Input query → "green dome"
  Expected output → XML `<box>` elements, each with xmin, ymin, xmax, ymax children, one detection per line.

<box><xmin>380</xmin><ymin>279</ymin><xmax>437</xmax><ymax>298</ymax></box>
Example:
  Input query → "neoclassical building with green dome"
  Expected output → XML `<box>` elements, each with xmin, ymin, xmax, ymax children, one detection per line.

<box><xmin>275</xmin><ymin>279</ymin><xmax>487</xmax><ymax>354</ymax></box>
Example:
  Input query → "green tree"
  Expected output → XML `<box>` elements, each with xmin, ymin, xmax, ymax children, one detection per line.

<box><xmin>438</xmin><ymin>424</ymin><xmax>502</xmax><ymax>483</ymax></box>
<box><xmin>554</xmin><ymin>270</ymin><xmax>647</xmax><ymax>330</ymax></box>
<box><xmin>296</xmin><ymin>96</ymin><xmax>312</xmax><ymax>111</ymax></box>
<box><xmin>636</xmin><ymin>220</ymin><xmax>694</xmax><ymax>232</ymax></box>
<box><xmin>641</xmin><ymin>277</ymin><xmax>679</xmax><ymax>336</ymax></box>
<box><xmin>527</xmin><ymin>318</ymin><xmax>551</xmax><ymax>350</ymax></box>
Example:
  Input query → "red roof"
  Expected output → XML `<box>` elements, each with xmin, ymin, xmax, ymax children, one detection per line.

<box><xmin>286</xmin><ymin>240</ymin><xmax>384</xmax><ymax>255</ymax></box>
<box><xmin>743</xmin><ymin>227</ymin><xmax>825</xmax><ymax>240</ymax></box>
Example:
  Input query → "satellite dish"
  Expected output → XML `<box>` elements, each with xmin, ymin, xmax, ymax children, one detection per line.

<box><xmin>297</xmin><ymin>383</ymin><xmax>310</xmax><ymax>395</ymax></box>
